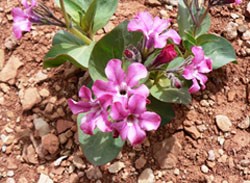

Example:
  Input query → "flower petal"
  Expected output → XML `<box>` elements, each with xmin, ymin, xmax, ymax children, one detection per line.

<box><xmin>191</xmin><ymin>46</ymin><xmax>204</xmax><ymax>64</ymax></box>
<box><xmin>126</xmin><ymin>62</ymin><xmax>148</xmax><ymax>87</ymax></box>
<box><xmin>197</xmin><ymin>58</ymin><xmax>213</xmax><ymax>73</ymax></box>
<box><xmin>128</xmin><ymin>95</ymin><xmax>146</xmax><ymax>114</ymax></box>
<box><xmin>67</xmin><ymin>99</ymin><xmax>92</xmax><ymax>114</ymax></box>
<box><xmin>189</xmin><ymin>78</ymin><xmax>201</xmax><ymax>93</ymax></box>
<box><xmin>110</xmin><ymin>102</ymin><xmax>128</xmax><ymax>121</ymax></box>
<box><xmin>182</xmin><ymin>65</ymin><xmax>195</xmax><ymax>80</ymax></box>
<box><xmin>127</xmin><ymin>123</ymin><xmax>146</xmax><ymax>146</ymax></box>
<box><xmin>112</xmin><ymin>121</ymin><xmax>128</xmax><ymax>141</ymax></box>
<box><xmin>95</xmin><ymin>111</ymin><xmax>112</xmax><ymax>132</ymax></box>
<box><xmin>130</xmin><ymin>84</ymin><xmax>149</xmax><ymax>98</ymax></box>
<box><xmin>105</xmin><ymin>59</ymin><xmax>125</xmax><ymax>85</ymax></box>
<box><xmin>12</xmin><ymin>8</ymin><xmax>27</xmax><ymax>22</ymax></box>
<box><xmin>160</xmin><ymin>29</ymin><xmax>181</xmax><ymax>45</ymax></box>
<box><xmin>80</xmin><ymin>113</ymin><xmax>96</xmax><ymax>135</ymax></box>
<box><xmin>78</xmin><ymin>86</ymin><xmax>92</xmax><ymax>101</ymax></box>
<box><xmin>92</xmin><ymin>80</ymin><xmax>116</xmax><ymax>98</ymax></box>
<box><xmin>196</xmin><ymin>73</ymin><xmax>208</xmax><ymax>90</ymax></box>
<box><xmin>139</xmin><ymin>111</ymin><xmax>161</xmax><ymax>131</ymax></box>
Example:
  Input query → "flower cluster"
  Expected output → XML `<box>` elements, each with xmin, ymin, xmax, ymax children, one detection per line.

<box><xmin>68</xmin><ymin>59</ymin><xmax>161</xmax><ymax>146</ymax></box>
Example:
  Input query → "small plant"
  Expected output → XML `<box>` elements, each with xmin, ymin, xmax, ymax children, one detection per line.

<box><xmin>12</xmin><ymin>0</ymin><xmax>241</xmax><ymax>165</ymax></box>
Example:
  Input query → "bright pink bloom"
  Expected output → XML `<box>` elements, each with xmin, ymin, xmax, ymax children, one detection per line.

<box><xmin>92</xmin><ymin>59</ymin><xmax>149</xmax><ymax>105</ymax></box>
<box><xmin>128</xmin><ymin>11</ymin><xmax>181</xmax><ymax>49</ymax></box>
<box><xmin>68</xmin><ymin>86</ymin><xmax>112</xmax><ymax>135</ymax></box>
<box><xmin>12</xmin><ymin>0</ymin><xmax>39</xmax><ymax>39</ymax></box>
<box><xmin>182</xmin><ymin>46</ymin><xmax>212</xmax><ymax>93</ymax></box>
<box><xmin>152</xmin><ymin>44</ymin><xmax>177</xmax><ymax>67</ymax></box>
<box><xmin>111</xmin><ymin>95</ymin><xmax>161</xmax><ymax>146</ymax></box>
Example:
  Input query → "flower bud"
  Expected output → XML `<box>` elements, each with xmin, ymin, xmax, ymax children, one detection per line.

<box><xmin>152</xmin><ymin>44</ymin><xmax>177</xmax><ymax>67</ymax></box>
<box><xmin>123</xmin><ymin>45</ymin><xmax>142</xmax><ymax>63</ymax></box>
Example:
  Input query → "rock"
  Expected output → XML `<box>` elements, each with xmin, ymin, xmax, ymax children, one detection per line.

<box><xmin>7</xmin><ymin>159</ymin><xmax>18</xmax><ymax>170</ymax></box>
<box><xmin>72</xmin><ymin>155</ymin><xmax>85</xmax><ymax>170</ymax></box>
<box><xmin>208</xmin><ymin>150</ymin><xmax>215</xmax><ymax>161</ymax></box>
<box><xmin>224</xmin><ymin>130</ymin><xmax>250</xmax><ymax>152</ymax></box>
<box><xmin>153</xmin><ymin>135</ymin><xmax>182</xmax><ymax>169</ymax></box>
<box><xmin>37</xmin><ymin>173</ymin><xmax>53</xmax><ymax>183</ymax></box>
<box><xmin>242</xmin><ymin>30</ymin><xmax>250</xmax><ymax>40</ymax></box>
<box><xmin>217</xmin><ymin>136</ymin><xmax>225</xmax><ymax>146</ymax></box>
<box><xmin>146</xmin><ymin>0</ymin><xmax>161</xmax><ymax>6</ymax></box>
<box><xmin>4</xmin><ymin>36</ymin><xmax>17</xmax><ymax>50</ymax></box>
<box><xmin>103</xmin><ymin>21</ymin><xmax>115</xmax><ymax>32</ymax></box>
<box><xmin>26</xmin><ymin>144</ymin><xmax>39</xmax><ymax>164</ymax></box>
<box><xmin>135</xmin><ymin>156</ymin><xmax>147</xmax><ymax>169</ymax></box>
<box><xmin>184</xmin><ymin>126</ymin><xmax>201</xmax><ymax>139</ymax></box>
<box><xmin>240</xmin><ymin>159</ymin><xmax>250</xmax><ymax>167</ymax></box>
<box><xmin>224</xmin><ymin>22</ymin><xmax>238</xmax><ymax>40</ymax></box>
<box><xmin>138</xmin><ymin>168</ymin><xmax>155</xmax><ymax>183</ymax></box>
<box><xmin>108</xmin><ymin>161</ymin><xmax>125</xmax><ymax>173</ymax></box>
<box><xmin>85</xmin><ymin>166</ymin><xmax>102</xmax><ymax>180</ymax></box>
<box><xmin>0</xmin><ymin>49</ymin><xmax>4</xmax><ymax>70</ymax></box>
<box><xmin>174</xmin><ymin>168</ymin><xmax>180</xmax><ymax>175</ymax></box>
<box><xmin>247</xmin><ymin>2</ymin><xmax>250</xmax><ymax>17</ymax></box>
<box><xmin>238</xmin><ymin>116</ymin><xmax>249</xmax><ymax>129</ymax></box>
<box><xmin>6</xmin><ymin>178</ymin><xmax>16</xmax><ymax>183</ymax></box>
<box><xmin>33</xmin><ymin>71</ymin><xmax>48</xmax><ymax>83</ymax></box>
<box><xmin>215</xmin><ymin>115</ymin><xmax>232</xmax><ymax>132</ymax></box>
<box><xmin>41</xmin><ymin>134</ymin><xmax>59</xmax><ymax>154</ymax></box>
<box><xmin>7</xmin><ymin>170</ymin><xmax>14</xmax><ymax>177</ymax></box>
<box><xmin>0</xmin><ymin>56</ymin><xmax>23</xmax><ymax>84</ymax></box>
<box><xmin>227</xmin><ymin>90</ymin><xmax>236</xmax><ymax>102</ymax></box>
<box><xmin>238</xmin><ymin>24</ymin><xmax>247</xmax><ymax>33</ymax></box>
<box><xmin>165</xmin><ymin>0</ymin><xmax>178</xmax><ymax>6</ymax></box>
<box><xmin>201</xmin><ymin>164</ymin><xmax>209</xmax><ymax>174</ymax></box>
<box><xmin>58</xmin><ymin>133</ymin><xmax>68</xmax><ymax>144</ymax></box>
<box><xmin>56</xmin><ymin>119</ymin><xmax>74</xmax><ymax>134</ymax></box>
<box><xmin>54</xmin><ymin>156</ymin><xmax>68</xmax><ymax>167</ymax></box>
<box><xmin>33</xmin><ymin>117</ymin><xmax>50</xmax><ymax>137</ymax></box>
<box><xmin>69</xmin><ymin>173</ymin><xmax>79</xmax><ymax>183</ymax></box>
<box><xmin>20</xmin><ymin>87</ymin><xmax>41</xmax><ymax>110</ymax></box>
<box><xmin>39</xmin><ymin>89</ymin><xmax>50</xmax><ymax>98</ymax></box>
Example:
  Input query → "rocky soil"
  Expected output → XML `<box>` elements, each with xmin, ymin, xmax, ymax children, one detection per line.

<box><xmin>0</xmin><ymin>0</ymin><xmax>249</xmax><ymax>183</ymax></box>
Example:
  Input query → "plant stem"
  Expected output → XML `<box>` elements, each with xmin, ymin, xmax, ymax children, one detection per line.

<box><xmin>194</xmin><ymin>4</ymin><xmax>210</xmax><ymax>35</ymax></box>
<box><xmin>59</xmin><ymin>0</ymin><xmax>70</xmax><ymax>28</ymax></box>
<box><xmin>69</xmin><ymin>27</ymin><xmax>92</xmax><ymax>45</ymax></box>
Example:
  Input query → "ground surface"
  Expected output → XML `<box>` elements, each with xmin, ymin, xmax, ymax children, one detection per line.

<box><xmin>0</xmin><ymin>0</ymin><xmax>249</xmax><ymax>183</ymax></box>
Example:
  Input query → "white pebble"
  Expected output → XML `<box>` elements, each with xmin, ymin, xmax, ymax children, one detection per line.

<box><xmin>201</xmin><ymin>165</ymin><xmax>209</xmax><ymax>174</ymax></box>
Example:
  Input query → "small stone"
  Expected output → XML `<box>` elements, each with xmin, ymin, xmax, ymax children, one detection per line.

<box><xmin>165</xmin><ymin>0</ymin><xmax>178</xmax><ymax>6</ymax></box>
<box><xmin>230</xmin><ymin>13</ymin><xmax>239</xmax><ymax>19</ymax></box>
<box><xmin>33</xmin><ymin>71</ymin><xmax>48</xmax><ymax>83</ymax></box>
<box><xmin>201</xmin><ymin>164</ymin><xmax>209</xmax><ymax>174</ymax></box>
<box><xmin>39</xmin><ymin>89</ymin><xmax>50</xmax><ymax>98</ymax></box>
<box><xmin>247</xmin><ymin>2</ymin><xmax>250</xmax><ymax>17</ymax></box>
<box><xmin>174</xmin><ymin>168</ymin><xmax>180</xmax><ymax>175</ymax></box>
<box><xmin>240</xmin><ymin>159</ymin><xmax>250</xmax><ymax>167</ymax></box>
<box><xmin>208</xmin><ymin>150</ymin><xmax>215</xmax><ymax>161</ymax></box>
<box><xmin>85</xmin><ymin>166</ymin><xmax>102</xmax><ymax>180</ymax></box>
<box><xmin>238</xmin><ymin>24</ymin><xmax>247</xmax><ymax>33</ymax></box>
<box><xmin>56</xmin><ymin>120</ymin><xmax>74</xmax><ymax>134</ymax></box>
<box><xmin>7</xmin><ymin>170</ymin><xmax>14</xmax><ymax>177</ymax></box>
<box><xmin>33</xmin><ymin>117</ymin><xmax>50</xmax><ymax>137</ymax></box>
<box><xmin>41</xmin><ymin>133</ymin><xmax>59</xmax><ymax>154</ymax></box>
<box><xmin>108</xmin><ymin>161</ymin><xmax>125</xmax><ymax>173</ymax></box>
<box><xmin>37</xmin><ymin>173</ymin><xmax>53</xmax><ymax>183</ymax></box>
<box><xmin>4</xmin><ymin>36</ymin><xmax>17</xmax><ymax>50</ymax></box>
<box><xmin>146</xmin><ymin>0</ymin><xmax>161</xmax><ymax>6</ymax></box>
<box><xmin>184</xmin><ymin>126</ymin><xmax>201</xmax><ymax>139</ymax></box>
<box><xmin>58</xmin><ymin>133</ymin><xmax>68</xmax><ymax>144</ymax></box>
<box><xmin>135</xmin><ymin>156</ymin><xmax>147</xmax><ymax>169</ymax></box>
<box><xmin>26</xmin><ymin>144</ymin><xmax>39</xmax><ymax>164</ymax></box>
<box><xmin>103</xmin><ymin>22</ymin><xmax>115</xmax><ymax>32</ymax></box>
<box><xmin>218</xmin><ymin>154</ymin><xmax>228</xmax><ymax>163</ymax></box>
<box><xmin>0</xmin><ymin>56</ymin><xmax>23</xmax><ymax>84</ymax></box>
<box><xmin>69</xmin><ymin>173</ymin><xmax>79</xmax><ymax>183</ymax></box>
<box><xmin>242</xmin><ymin>30</ymin><xmax>250</xmax><ymax>41</ymax></box>
<box><xmin>138</xmin><ymin>168</ymin><xmax>155</xmax><ymax>183</ymax></box>
<box><xmin>217</xmin><ymin>136</ymin><xmax>225</xmax><ymax>146</ymax></box>
<box><xmin>227</xmin><ymin>90</ymin><xmax>236</xmax><ymax>102</ymax></box>
<box><xmin>54</xmin><ymin>156</ymin><xmax>68</xmax><ymax>167</ymax></box>
<box><xmin>215</xmin><ymin>115</ymin><xmax>232</xmax><ymax>132</ymax></box>
<box><xmin>7</xmin><ymin>159</ymin><xmax>18</xmax><ymax>170</ymax></box>
<box><xmin>238</xmin><ymin>116</ymin><xmax>250</xmax><ymax>129</ymax></box>
<box><xmin>224</xmin><ymin>22</ymin><xmax>238</xmax><ymax>40</ymax></box>
<box><xmin>0</xmin><ymin>49</ymin><xmax>4</xmax><ymax>70</ymax></box>
<box><xmin>20</xmin><ymin>87</ymin><xmax>42</xmax><ymax>110</ymax></box>
<box><xmin>72</xmin><ymin>155</ymin><xmax>85</xmax><ymax>170</ymax></box>
<box><xmin>200</xmin><ymin>100</ymin><xmax>210</xmax><ymax>107</ymax></box>
<box><xmin>6</xmin><ymin>178</ymin><xmax>15</xmax><ymax>183</ymax></box>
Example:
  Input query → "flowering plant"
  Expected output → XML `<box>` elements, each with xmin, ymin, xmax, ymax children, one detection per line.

<box><xmin>12</xmin><ymin>0</ymin><xmax>240</xmax><ymax>165</ymax></box>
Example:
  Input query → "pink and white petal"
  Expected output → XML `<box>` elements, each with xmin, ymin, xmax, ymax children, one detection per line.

<box><xmin>95</xmin><ymin>112</ymin><xmax>112</xmax><ymax>132</ymax></box>
<box><xmin>13</xmin><ymin>20</ymin><xmax>31</xmax><ymax>39</ymax></box>
<box><xmin>182</xmin><ymin>65</ymin><xmax>195</xmax><ymax>80</ymax></box>
<box><xmin>126</xmin><ymin>63</ymin><xmax>148</xmax><ymax>87</ymax></box>
<box><xmin>80</xmin><ymin>113</ymin><xmax>96</xmax><ymax>135</ymax></box>
<box><xmin>12</xmin><ymin>8</ymin><xmax>27</xmax><ymax>22</ymax></box>
<box><xmin>92</xmin><ymin>80</ymin><xmax>116</xmax><ymax>98</ymax></box>
<box><xmin>197</xmin><ymin>58</ymin><xmax>212</xmax><ymax>73</ymax></box>
<box><xmin>152</xmin><ymin>17</ymin><xmax>170</xmax><ymax>34</ymax></box>
<box><xmin>130</xmin><ymin>84</ymin><xmax>149</xmax><ymax>98</ymax></box>
<box><xmin>128</xmin><ymin>95</ymin><xmax>146</xmax><ymax>114</ymax></box>
<box><xmin>67</xmin><ymin>99</ymin><xmax>92</xmax><ymax>114</ymax></box>
<box><xmin>188</xmin><ymin>79</ymin><xmax>201</xmax><ymax>93</ymax></box>
<box><xmin>161</xmin><ymin>29</ymin><xmax>181</xmax><ymax>45</ymax></box>
<box><xmin>128</xmin><ymin>11</ymin><xmax>153</xmax><ymax>34</ymax></box>
<box><xmin>105</xmin><ymin>59</ymin><xmax>125</xmax><ymax>85</ymax></box>
<box><xmin>22</xmin><ymin>0</ymin><xmax>29</xmax><ymax>8</ymax></box>
<box><xmin>127</xmin><ymin>123</ymin><xmax>146</xmax><ymax>146</ymax></box>
<box><xmin>191</xmin><ymin>46</ymin><xmax>204</xmax><ymax>64</ymax></box>
<box><xmin>31</xmin><ymin>0</ymin><xmax>37</xmax><ymax>7</ymax></box>
<box><xmin>12</xmin><ymin>24</ymin><xmax>23</xmax><ymax>39</ymax></box>
<box><xmin>196</xmin><ymin>73</ymin><xmax>208</xmax><ymax>90</ymax></box>
<box><xmin>78</xmin><ymin>86</ymin><xmax>92</xmax><ymax>101</ymax></box>
<box><xmin>139</xmin><ymin>111</ymin><xmax>161</xmax><ymax>131</ymax></box>
<box><xmin>110</xmin><ymin>102</ymin><xmax>128</xmax><ymax>121</ymax></box>
<box><xmin>112</xmin><ymin>121</ymin><xmax>128</xmax><ymax>141</ymax></box>
<box><xmin>98</xmin><ymin>94</ymin><xmax>113</xmax><ymax>109</ymax></box>
<box><xmin>153</xmin><ymin>34</ymin><xmax>167</xmax><ymax>49</ymax></box>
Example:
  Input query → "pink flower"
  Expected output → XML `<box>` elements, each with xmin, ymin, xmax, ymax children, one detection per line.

<box><xmin>68</xmin><ymin>86</ymin><xmax>112</xmax><ymax>135</ymax></box>
<box><xmin>128</xmin><ymin>11</ymin><xmax>181</xmax><ymax>49</ymax></box>
<box><xmin>182</xmin><ymin>46</ymin><xmax>212</xmax><ymax>93</ymax></box>
<box><xmin>152</xmin><ymin>44</ymin><xmax>177</xmax><ymax>67</ymax></box>
<box><xmin>92</xmin><ymin>59</ymin><xmax>149</xmax><ymax>105</ymax></box>
<box><xmin>111</xmin><ymin>95</ymin><xmax>161</xmax><ymax>146</ymax></box>
<box><xmin>12</xmin><ymin>0</ymin><xmax>39</xmax><ymax>39</ymax></box>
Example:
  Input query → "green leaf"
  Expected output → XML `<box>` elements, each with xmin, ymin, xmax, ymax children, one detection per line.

<box><xmin>197</xmin><ymin>34</ymin><xmax>237</xmax><ymax>69</ymax></box>
<box><xmin>75</xmin><ymin>0</ymin><xmax>93</xmax><ymax>12</ymax></box>
<box><xmin>177</xmin><ymin>0</ymin><xmax>210</xmax><ymax>38</ymax></box>
<box><xmin>89</xmin><ymin>21</ymin><xmax>142</xmax><ymax>81</ymax></box>
<box><xmin>55</xmin><ymin>0</ymin><xmax>84</xmax><ymax>23</ymax></box>
<box><xmin>77</xmin><ymin>114</ymin><xmax>124</xmax><ymax>166</ymax></box>
<box><xmin>81</xmin><ymin>0</ymin><xmax>118</xmax><ymax>35</ymax></box>
<box><xmin>167</xmin><ymin>57</ymin><xmax>185</xmax><ymax>69</ymax></box>
<box><xmin>44</xmin><ymin>30</ymin><xmax>95</xmax><ymax>68</ymax></box>
<box><xmin>147</xmin><ymin>96</ymin><xmax>175</xmax><ymax>126</ymax></box>
<box><xmin>150</xmin><ymin>83</ymin><xmax>191</xmax><ymax>105</ymax></box>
